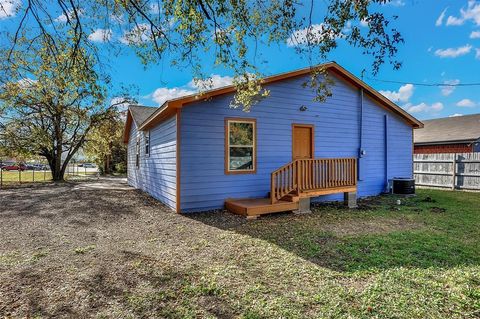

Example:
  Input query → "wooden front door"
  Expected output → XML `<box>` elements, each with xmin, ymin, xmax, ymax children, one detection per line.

<box><xmin>292</xmin><ymin>124</ymin><xmax>314</xmax><ymax>160</ymax></box>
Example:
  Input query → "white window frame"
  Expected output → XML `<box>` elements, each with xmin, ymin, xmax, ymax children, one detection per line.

<box><xmin>135</xmin><ymin>135</ymin><xmax>140</xmax><ymax>169</ymax></box>
<box><xmin>225</xmin><ymin>118</ymin><xmax>256</xmax><ymax>174</ymax></box>
<box><xmin>145</xmin><ymin>131</ymin><xmax>150</xmax><ymax>157</ymax></box>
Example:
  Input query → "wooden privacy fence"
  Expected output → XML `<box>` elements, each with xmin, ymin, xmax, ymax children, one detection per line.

<box><xmin>414</xmin><ymin>153</ymin><xmax>480</xmax><ymax>190</ymax></box>
<box><xmin>271</xmin><ymin>158</ymin><xmax>357</xmax><ymax>203</ymax></box>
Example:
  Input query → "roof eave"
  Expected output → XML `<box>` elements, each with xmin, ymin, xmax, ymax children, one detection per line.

<box><xmin>414</xmin><ymin>139</ymin><xmax>478</xmax><ymax>146</ymax></box>
<box><xmin>123</xmin><ymin>109</ymin><xmax>134</xmax><ymax>144</ymax></box>
<box><xmin>136</xmin><ymin>61</ymin><xmax>423</xmax><ymax>130</ymax></box>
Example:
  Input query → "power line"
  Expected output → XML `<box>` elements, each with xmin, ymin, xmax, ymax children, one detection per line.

<box><xmin>366</xmin><ymin>77</ymin><xmax>480</xmax><ymax>87</ymax></box>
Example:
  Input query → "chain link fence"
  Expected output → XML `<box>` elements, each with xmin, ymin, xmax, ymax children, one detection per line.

<box><xmin>0</xmin><ymin>162</ymin><xmax>99</xmax><ymax>188</ymax></box>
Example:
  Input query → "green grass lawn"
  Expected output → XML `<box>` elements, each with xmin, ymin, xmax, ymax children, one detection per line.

<box><xmin>0</xmin><ymin>170</ymin><xmax>53</xmax><ymax>183</ymax></box>
<box><xmin>188</xmin><ymin>189</ymin><xmax>480</xmax><ymax>318</ymax></box>
<box><xmin>0</xmin><ymin>170</ymin><xmax>98</xmax><ymax>184</ymax></box>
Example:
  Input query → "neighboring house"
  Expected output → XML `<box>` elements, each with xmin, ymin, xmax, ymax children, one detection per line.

<box><xmin>414</xmin><ymin>114</ymin><xmax>480</xmax><ymax>154</ymax></box>
<box><xmin>124</xmin><ymin>62</ymin><xmax>423</xmax><ymax>218</ymax></box>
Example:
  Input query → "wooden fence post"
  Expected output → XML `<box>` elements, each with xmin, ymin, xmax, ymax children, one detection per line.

<box><xmin>452</xmin><ymin>153</ymin><xmax>457</xmax><ymax>190</ymax></box>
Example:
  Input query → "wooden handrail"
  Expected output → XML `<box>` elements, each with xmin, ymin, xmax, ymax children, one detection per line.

<box><xmin>270</xmin><ymin>158</ymin><xmax>357</xmax><ymax>203</ymax></box>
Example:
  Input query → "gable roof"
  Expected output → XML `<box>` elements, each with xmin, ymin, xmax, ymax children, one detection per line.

<box><xmin>129</xmin><ymin>105</ymin><xmax>157</xmax><ymax>126</ymax></box>
<box><xmin>138</xmin><ymin>62</ymin><xmax>422</xmax><ymax>132</ymax></box>
<box><xmin>123</xmin><ymin>105</ymin><xmax>157</xmax><ymax>143</ymax></box>
<box><xmin>124</xmin><ymin>62</ymin><xmax>423</xmax><ymax>143</ymax></box>
<box><xmin>414</xmin><ymin>113</ymin><xmax>480</xmax><ymax>145</ymax></box>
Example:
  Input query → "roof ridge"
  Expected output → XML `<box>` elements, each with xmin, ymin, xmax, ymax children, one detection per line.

<box><xmin>129</xmin><ymin>104</ymin><xmax>158</xmax><ymax>109</ymax></box>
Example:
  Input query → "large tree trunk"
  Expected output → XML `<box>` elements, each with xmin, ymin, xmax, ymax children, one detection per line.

<box><xmin>52</xmin><ymin>114</ymin><xmax>64</xmax><ymax>181</ymax></box>
<box><xmin>45</xmin><ymin>152</ymin><xmax>65</xmax><ymax>181</ymax></box>
<box><xmin>52</xmin><ymin>154</ymin><xmax>65</xmax><ymax>181</ymax></box>
<box><xmin>104</xmin><ymin>154</ymin><xmax>111</xmax><ymax>175</ymax></box>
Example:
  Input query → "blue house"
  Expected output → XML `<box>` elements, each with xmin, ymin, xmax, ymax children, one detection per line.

<box><xmin>123</xmin><ymin>62</ymin><xmax>423</xmax><ymax>218</ymax></box>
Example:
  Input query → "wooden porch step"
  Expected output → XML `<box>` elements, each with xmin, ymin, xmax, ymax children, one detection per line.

<box><xmin>281</xmin><ymin>193</ymin><xmax>300</xmax><ymax>202</ymax></box>
<box><xmin>299</xmin><ymin>186</ymin><xmax>357</xmax><ymax>198</ymax></box>
<box><xmin>225</xmin><ymin>198</ymin><xmax>299</xmax><ymax>218</ymax></box>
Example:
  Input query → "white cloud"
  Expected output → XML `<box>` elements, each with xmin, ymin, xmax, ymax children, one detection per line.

<box><xmin>17</xmin><ymin>78</ymin><xmax>37</xmax><ymax>88</ymax></box>
<box><xmin>380</xmin><ymin>84</ymin><xmax>414</xmax><ymax>103</ymax></box>
<box><xmin>434</xmin><ymin>45</ymin><xmax>472</xmax><ymax>58</ymax></box>
<box><xmin>441</xmin><ymin>79</ymin><xmax>460</xmax><ymax>96</ymax></box>
<box><xmin>456</xmin><ymin>98</ymin><xmax>477</xmax><ymax>107</ymax></box>
<box><xmin>385</xmin><ymin>0</ymin><xmax>405</xmax><ymax>7</ymax></box>
<box><xmin>446</xmin><ymin>15</ymin><xmax>465</xmax><ymax>26</ymax></box>
<box><xmin>360</xmin><ymin>19</ymin><xmax>368</xmax><ymax>27</ymax></box>
<box><xmin>0</xmin><ymin>0</ymin><xmax>20</xmax><ymax>19</ymax></box>
<box><xmin>188</xmin><ymin>74</ymin><xmax>233</xmax><ymax>90</ymax></box>
<box><xmin>110</xmin><ymin>97</ymin><xmax>133</xmax><ymax>113</ymax></box>
<box><xmin>405</xmin><ymin>102</ymin><xmax>444</xmax><ymax>114</ymax></box>
<box><xmin>120</xmin><ymin>24</ymin><xmax>153</xmax><ymax>45</ymax></box>
<box><xmin>148</xmin><ymin>74</ymin><xmax>234</xmax><ymax>105</ymax></box>
<box><xmin>286</xmin><ymin>24</ymin><xmax>340</xmax><ymax>47</ymax></box>
<box><xmin>151</xmin><ymin>87</ymin><xmax>195</xmax><ymax>105</ymax></box>
<box><xmin>436</xmin><ymin>7</ymin><xmax>448</xmax><ymax>26</ymax></box>
<box><xmin>55</xmin><ymin>9</ymin><xmax>83</xmax><ymax>23</ymax></box>
<box><xmin>446</xmin><ymin>1</ymin><xmax>480</xmax><ymax>26</ymax></box>
<box><xmin>449</xmin><ymin>113</ymin><xmax>464</xmax><ymax>117</ymax></box>
<box><xmin>476</xmin><ymin>48</ymin><xmax>480</xmax><ymax>59</ymax></box>
<box><xmin>88</xmin><ymin>29</ymin><xmax>112</xmax><ymax>42</ymax></box>
<box><xmin>470</xmin><ymin>30</ymin><xmax>480</xmax><ymax>38</ymax></box>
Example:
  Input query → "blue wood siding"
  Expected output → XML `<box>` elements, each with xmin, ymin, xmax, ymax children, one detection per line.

<box><xmin>179</xmin><ymin>73</ymin><xmax>413</xmax><ymax>212</ymax></box>
<box><xmin>127</xmin><ymin>115</ymin><xmax>177</xmax><ymax>210</ymax></box>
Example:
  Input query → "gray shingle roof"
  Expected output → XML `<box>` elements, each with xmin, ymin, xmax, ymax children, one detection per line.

<box><xmin>129</xmin><ymin>105</ymin><xmax>157</xmax><ymax>127</ymax></box>
<box><xmin>414</xmin><ymin>113</ymin><xmax>480</xmax><ymax>144</ymax></box>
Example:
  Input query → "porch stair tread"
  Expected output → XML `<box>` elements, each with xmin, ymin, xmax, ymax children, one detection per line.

<box><xmin>280</xmin><ymin>193</ymin><xmax>300</xmax><ymax>202</ymax></box>
<box><xmin>225</xmin><ymin>198</ymin><xmax>299</xmax><ymax>217</ymax></box>
<box><xmin>299</xmin><ymin>186</ymin><xmax>357</xmax><ymax>197</ymax></box>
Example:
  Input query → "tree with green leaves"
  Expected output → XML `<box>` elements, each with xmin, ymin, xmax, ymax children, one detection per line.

<box><xmin>0</xmin><ymin>35</ymin><xmax>127</xmax><ymax>181</ymax></box>
<box><xmin>83</xmin><ymin>109</ymin><xmax>127</xmax><ymax>175</ymax></box>
<box><xmin>3</xmin><ymin>0</ymin><xmax>404</xmax><ymax>110</ymax></box>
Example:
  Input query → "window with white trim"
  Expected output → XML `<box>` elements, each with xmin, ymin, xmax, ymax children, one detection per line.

<box><xmin>226</xmin><ymin>118</ymin><xmax>256</xmax><ymax>173</ymax></box>
<box><xmin>145</xmin><ymin>131</ymin><xmax>150</xmax><ymax>156</ymax></box>
<box><xmin>135</xmin><ymin>136</ymin><xmax>140</xmax><ymax>168</ymax></box>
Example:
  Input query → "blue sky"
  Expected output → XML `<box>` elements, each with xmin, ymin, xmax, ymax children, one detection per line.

<box><xmin>2</xmin><ymin>0</ymin><xmax>480</xmax><ymax>120</ymax></box>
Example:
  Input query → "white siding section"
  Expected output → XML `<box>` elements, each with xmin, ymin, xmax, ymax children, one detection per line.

<box><xmin>127</xmin><ymin>115</ymin><xmax>177</xmax><ymax>210</ymax></box>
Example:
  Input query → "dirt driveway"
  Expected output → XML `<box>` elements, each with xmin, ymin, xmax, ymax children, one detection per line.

<box><xmin>0</xmin><ymin>178</ymin><xmax>214</xmax><ymax>318</ymax></box>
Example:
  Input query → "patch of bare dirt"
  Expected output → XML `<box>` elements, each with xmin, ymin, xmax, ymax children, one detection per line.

<box><xmin>0</xmin><ymin>178</ymin><xmax>236</xmax><ymax>318</ymax></box>
<box><xmin>430</xmin><ymin>207</ymin><xmax>447</xmax><ymax>214</ymax></box>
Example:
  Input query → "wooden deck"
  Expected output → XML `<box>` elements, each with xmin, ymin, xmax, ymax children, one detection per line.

<box><xmin>225</xmin><ymin>158</ymin><xmax>358</xmax><ymax>219</ymax></box>
<box><xmin>225</xmin><ymin>198</ymin><xmax>299</xmax><ymax>219</ymax></box>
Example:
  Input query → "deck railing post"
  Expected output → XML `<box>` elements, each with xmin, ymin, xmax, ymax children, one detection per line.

<box><xmin>270</xmin><ymin>173</ymin><xmax>275</xmax><ymax>204</ymax></box>
<box><xmin>270</xmin><ymin>157</ymin><xmax>357</xmax><ymax>205</ymax></box>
